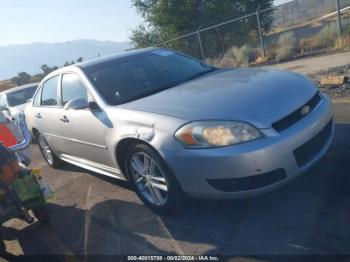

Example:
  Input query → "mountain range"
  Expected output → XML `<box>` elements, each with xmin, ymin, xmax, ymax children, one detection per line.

<box><xmin>0</xmin><ymin>40</ymin><xmax>131</xmax><ymax>80</ymax></box>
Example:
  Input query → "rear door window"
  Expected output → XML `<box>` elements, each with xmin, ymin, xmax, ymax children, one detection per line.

<box><xmin>41</xmin><ymin>76</ymin><xmax>59</xmax><ymax>106</ymax></box>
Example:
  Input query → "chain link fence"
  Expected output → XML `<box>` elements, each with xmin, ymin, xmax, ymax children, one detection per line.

<box><xmin>158</xmin><ymin>0</ymin><xmax>350</xmax><ymax>66</ymax></box>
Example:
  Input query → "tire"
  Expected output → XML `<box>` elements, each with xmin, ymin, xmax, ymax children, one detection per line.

<box><xmin>125</xmin><ymin>143</ymin><xmax>184</xmax><ymax>215</ymax></box>
<box><xmin>37</xmin><ymin>132</ymin><xmax>63</xmax><ymax>168</ymax></box>
<box><xmin>31</xmin><ymin>133</ymin><xmax>37</xmax><ymax>144</ymax></box>
<box><xmin>32</xmin><ymin>206</ymin><xmax>50</xmax><ymax>224</ymax></box>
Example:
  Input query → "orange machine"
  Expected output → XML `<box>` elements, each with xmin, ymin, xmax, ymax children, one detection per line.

<box><xmin>0</xmin><ymin>123</ymin><xmax>17</xmax><ymax>148</ymax></box>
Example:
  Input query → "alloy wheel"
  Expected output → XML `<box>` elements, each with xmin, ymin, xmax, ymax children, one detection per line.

<box><xmin>129</xmin><ymin>152</ymin><xmax>169</xmax><ymax>206</ymax></box>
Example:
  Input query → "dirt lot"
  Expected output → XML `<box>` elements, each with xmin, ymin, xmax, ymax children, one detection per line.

<box><xmin>267</xmin><ymin>51</ymin><xmax>350</xmax><ymax>75</ymax></box>
<box><xmin>268</xmin><ymin>51</ymin><xmax>350</xmax><ymax>100</ymax></box>
<box><xmin>0</xmin><ymin>80</ymin><xmax>16</xmax><ymax>92</ymax></box>
<box><xmin>0</xmin><ymin>102</ymin><xmax>349</xmax><ymax>259</ymax></box>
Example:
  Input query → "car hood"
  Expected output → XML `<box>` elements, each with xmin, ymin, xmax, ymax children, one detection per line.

<box><xmin>120</xmin><ymin>68</ymin><xmax>317</xmax><ymax>128</ymax></box>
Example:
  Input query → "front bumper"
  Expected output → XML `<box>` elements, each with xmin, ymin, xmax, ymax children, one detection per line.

<box><xmin>159</xmin><ymin>93</ymin><xmax>334</xmax><ymax>199</ymax></box>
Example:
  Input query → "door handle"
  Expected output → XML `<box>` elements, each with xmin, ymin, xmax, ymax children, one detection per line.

<box><xmin>35</xmin><ymin>113</ymin><xmax>42</xmax><ymax>119</ymax></box>
<box><xmin>59</xmin><ymin>116</ymin><xmax>69</xmax><ymax>123</ymax></box>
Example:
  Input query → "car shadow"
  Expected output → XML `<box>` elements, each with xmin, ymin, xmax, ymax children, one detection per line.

<box><xmin>1</xmin><ymin>123</ymin><xmax>350</xmax><ymax>257</ymax></box>
<box><xmin>58</xmin><ymin>163</ymin><xmax>132</xmax><ymax>191</ymax></box>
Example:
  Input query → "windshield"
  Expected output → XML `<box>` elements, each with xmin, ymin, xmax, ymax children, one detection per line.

<box><xmin>6</xmin><ymin>85</ymin><xmax>37</xmax><ymax>107</ymax></box>
<box><xmin>84</xmin><ymin>50</ymin><xmax>215</xmax><ymax>105</ymax></box>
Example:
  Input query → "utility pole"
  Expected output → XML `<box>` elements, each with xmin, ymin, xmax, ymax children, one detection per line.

<box><xmin>197</xmin><ymin>31</ymin><xmax>205</xmax><ymax>61</ymax></box>
<box><xmin>256</xmin><ymin>6</ymin><xmax>266</xmax><ymax>57</ymax></box>
<box><xmin>196</xmin><ymin>0</ymin><xmax>205</xmax><ymax>61</ymax></box>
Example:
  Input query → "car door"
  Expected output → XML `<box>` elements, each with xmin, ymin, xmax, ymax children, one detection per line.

<box><xmin>34</xmin><ymin>75</ymin><xmax>68</xmax><ymax>154</ymax></box>
<box><xmin>59</xmin><ymin>73</ymin><xmax>114</xmax><ymax>167</ymax></box>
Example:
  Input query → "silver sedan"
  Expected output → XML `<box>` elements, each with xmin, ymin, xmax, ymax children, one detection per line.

<box><xmin>0</xmin><ymin>83</ymin><xmax>38</xmax><ymax>121</ymax></box>
<box><xmin>25</xmin><ymin>48</ymin><xmax>334</xmax><ymax>213</ymax></box>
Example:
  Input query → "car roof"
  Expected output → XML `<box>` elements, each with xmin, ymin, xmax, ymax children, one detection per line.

<box><xmin>76</xmin><ymin>47</ymin><xmax>158</xmax><ymax>69</ymax></box>
<box><xmin>2</xmin><ymin>83</ymin><xmax>39</xmax><ymax>95</ymax></box>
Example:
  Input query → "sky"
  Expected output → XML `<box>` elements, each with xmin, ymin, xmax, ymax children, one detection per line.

<box><xmin>0</xmin><ymin>0</ymin><xmax>293</xmax><ymax>46</ymax></box>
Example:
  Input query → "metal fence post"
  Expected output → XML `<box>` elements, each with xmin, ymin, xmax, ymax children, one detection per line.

<box><xmin>336</xmin><ymin>0</ymin><xmax>343</xmax><ymax>35</ymax></box>
<box><xmin>256</xmin><ymin>11</ymin><xmax>266</xmax><ymax>57</ymax></box>
<box><xmin>197</xmin><ymin>31</ymin><xmax>205</xmax><ymax>61</ymax></box>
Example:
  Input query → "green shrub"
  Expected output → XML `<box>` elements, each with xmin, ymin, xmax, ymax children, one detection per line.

<box><xmin>206</xmin><ymin>45</ymin><xmax>257</xmax><ymax>67</ymax></box>
<box><xmin>205</xmin><ymin>57</ymin><xmax>221</xmax><ymax>67</ymax></box>
<box><xmin>223</xmin><ymin>44</ymin><xmax>256</xmax><ymax>66</ymax></box>
<box><xmin>314</xmin><ymin>23</ymin><xmax>339</xmax><ymax>48</ymax></box>
<box><xmin>276</xmin><ymin>31</ymin><xmax>297</xmax><ymax>62</ymax></box>
<box><xmin>342</xmin><ymin>20</ymin><xmax>350</xmax><ymax>36</ymax></box>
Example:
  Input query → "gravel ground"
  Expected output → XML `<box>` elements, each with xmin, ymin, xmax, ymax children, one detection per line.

<box><xmin>0</xmin><ymin>102</ymin><xmax>349</xmax><ymax>259</ymax></box>
<box><xmin>267</xmin><ymin>51</ymin><xmax>350</xmax><ymax>100</ymax></box>
<box><xmin>309</xmin><ymin>64</ymin><xmax>350</xmax><ymax>99</ymax></box>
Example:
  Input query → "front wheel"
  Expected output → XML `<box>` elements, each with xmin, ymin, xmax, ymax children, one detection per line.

<box><xmin>37</xmin><ymin>132</ymin><xmax>63</xmax><ymax>168</ymax></box>
<box><xmin>125</xmin><ymin>144</ymin><xmax>184</xmax><ymax>215</ymax></box>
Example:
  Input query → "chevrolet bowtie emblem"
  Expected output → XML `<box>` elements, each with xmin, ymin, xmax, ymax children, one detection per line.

<box><xmin>301</xmin><ymin>105</ymin><xmax>311</xmax><ymax>116</ymax></box>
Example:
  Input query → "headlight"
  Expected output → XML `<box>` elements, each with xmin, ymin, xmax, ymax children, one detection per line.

<box><xmin>175</xmin><ymin>121</ymin><xmax>263</xmax><ymax>148</ymax></box>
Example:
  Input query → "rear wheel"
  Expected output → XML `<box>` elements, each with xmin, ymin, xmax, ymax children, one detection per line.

<box><xmin>125</xmin><ymin>144</ymin><xmax>184</xmax><ymax>215</ymax></box>
<box><xmin>37</xmin><ymin>132</ymin><xmax>63</xmax><ymax>168</ymax></box>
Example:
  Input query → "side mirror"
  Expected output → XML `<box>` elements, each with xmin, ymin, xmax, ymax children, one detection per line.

<box><xmin>88</xmin><ymin>101</ymin><xmax>101</xmax><ymax>111</ymax></box>
<box><xmin>64</xmin><ymin>98</ymin><xmax>89</xmax><ymax>110</ymax></box>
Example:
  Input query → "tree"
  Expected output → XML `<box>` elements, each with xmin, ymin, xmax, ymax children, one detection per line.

<box><xmin>130</xmin><ymin>25</ymin><xmax>162</xmax><ymax>48</ymax></box>
<box><xmin>40</xmin><ymin>64</ymin><xmax>58</xmax><ymax>76</ymax></box>
<box><xmin>31</xmin><ymin>73</ymin><xmax>44</xmax><ymax>83</ymax></box>
<box><xmin>10</xmin><ymin>57</ymin><xmax>85</xmax><ymax>86</ymax></box>
<box><xmin>64</xmin><ymin>57</ymin><xmax>83</xmax><ymax>66</ymax></box>
<box><xmin>11</xmin><ymin>72</ymin><xmax>31</xmax><ymax>85</ymax></box>
<box><xmin>130</xmin><ymin>0</ymin><xmax>274</xmax><ymax>57</ymax></box>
